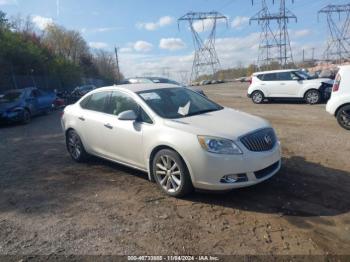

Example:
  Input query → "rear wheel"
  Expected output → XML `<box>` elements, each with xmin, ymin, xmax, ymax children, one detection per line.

<box><xmin>336</xmin><ymin>105</ymin><xmax>350</xmax><ymax>130</ymax></box>
<box><xmin>251</xmin><ymin>91</ymin><xmax>264</xmax><ymax>104</ymax></box>
<box><xmin>152</xmin><ymin>149</ymin><xmax>193</xmax><ymax>197</ymax></box>
<box><xmin>66</xmin><ymin>129</ymin><xmax>88</xmax><ymax>162</ymax></box>
<box><xmin>305</xmin><ymin>90</ymin><xmax>321</xmax><ymax>104</ymax></box>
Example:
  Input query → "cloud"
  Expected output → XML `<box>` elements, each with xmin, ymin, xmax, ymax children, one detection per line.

<box><xmin>137</xmin><ymin>16</ymin><xmax>174</xmax><ymax>31</ymax></box>
<box><xmin>81</xmin><ymin>27</ymin><xmax>123</xmax><ymax>34</ymax></box>
<box><xmin>119</xmin><ymin>47</ymin><xmax>133</xmax><ymax>53</ymax></box>
<box><xmin>192</xmin><ymin>18</ymin><xmax>226</xmax><ymax>33</ymax></box>
<box><xmin>0</xmin><ymin>0</ymin><xmax>17</xmax><ymax>5</ymax></box>
<box><xmin>159</xmin><ymin>38</ymin><xmax>186</xmax><ymax>51</ymax></box>
<box><xmin>89</xmin><ymin>42</ymin><xmax>109</xmax><ymax>49</ymax></box>
<box><xmin>292</xmin><ymin>29</ymin><xmax>312</xmax><ymax>38</ymax></box>
<box><xmin>231</xmin><ymin>16</ymin><xmax>249</xmax><ymax>29</ymax></box>
<box><xmin>134</xmin><ymin>41</ymin><xmax>153</xmax><ymax>52</ymax></box>
<box><xmin>31</xmin><ymin>15</ymin><xmax>54</xmax><ymax>30</ymax></box>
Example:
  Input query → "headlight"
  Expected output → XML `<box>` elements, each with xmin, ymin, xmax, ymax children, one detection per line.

<box><xmin>197</xmin><ymin>136</ymin><xmax>243</xmax><ymax>155</ymax></box>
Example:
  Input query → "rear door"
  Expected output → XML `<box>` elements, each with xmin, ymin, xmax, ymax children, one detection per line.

<box><xmin>261</xmin><ymin>73</ymin><xmax>280</xmax><ymax>97</ymax></box>
<box><xmin>77</xmin><ymin>91</ymin><xmax>112</xmax><ymax>156</ymax></box>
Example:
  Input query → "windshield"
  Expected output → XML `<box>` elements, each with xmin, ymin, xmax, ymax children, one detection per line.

<box><xmin>0</xmin><ymin>91</ymin><xmax>23</xmax><ymax>103</ymax></box>
<box><xmin>137</xmin><ymin>88</ymin><xmax>223</xmax><ymax>119</ymax></box>
<box><xmin>295</xmin><ymin>70</ymin><xmax>312</xmax><ymax>80</ymax></box>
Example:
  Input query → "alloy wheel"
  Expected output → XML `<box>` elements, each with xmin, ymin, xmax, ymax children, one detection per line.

<box><xmin>252</xmin><ymin>92</ymin><xmax>263</xmax><ymax>103</ymax></box>
<box><xmin>155</xmin><ymin>155</ymin><xmax>182</xmax><ymax>193</ymax></box>
<box><xmin>339</xmin><ymin>109</ymin><xmax>350</xmax><ymax>128</ymax></box>
<box><xmin>68</xmin><ymin>132</ymin><xmax>82</xmax><ymax>160</ymax></box>
<box><xmin>306</xmin><ymin>91</ymin><xmax>319</xmax><ymax>104</ymax></box>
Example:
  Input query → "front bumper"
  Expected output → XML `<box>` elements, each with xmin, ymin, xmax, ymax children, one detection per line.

<box><xmin>0</xmin><ymin>111</ymin><xmax>24</xmax><ymax>123</ymax></box>
<box><xmin>187</xmin><ymin>142</ymin><xmax>282</xmax><ymax>191</ymax></box>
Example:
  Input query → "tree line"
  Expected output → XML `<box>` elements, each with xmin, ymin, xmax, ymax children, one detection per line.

<box><xmin>0</xmin><ymin>11</ymin><xmax>123</xmax><ymax>91</ymax></box>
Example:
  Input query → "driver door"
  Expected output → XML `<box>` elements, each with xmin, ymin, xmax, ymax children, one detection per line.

<box><xmin>101</xmin><ymin>91</ymin><xmax>148</xmax><ymax>169</ymax></box>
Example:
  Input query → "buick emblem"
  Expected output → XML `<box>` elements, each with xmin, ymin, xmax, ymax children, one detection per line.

<box><xmin>264</xmin><ymin>135</ymin><xmax>272</xmax><ymax>145</ymax></box>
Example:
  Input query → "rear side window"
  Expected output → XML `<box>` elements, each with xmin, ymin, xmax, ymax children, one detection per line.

<box><xmin>256</xmin><ymin>74</ymin><xmax>264</xmax><ymax>80</ymax></box>
<box><xmin>262</xmin><ymin>73</ymin><xmax>278</xmax><ymax>81</ymax></box>
<box><xmin>80</xmin><ymin>92</ymin><xmax>110</xmax><ymax>112</ymax></box>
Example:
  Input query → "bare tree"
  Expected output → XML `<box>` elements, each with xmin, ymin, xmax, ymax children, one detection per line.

<box><xmin>42</xmin><ymin>24</ymin><xmax>89</xmax><ymax>64</ymax></box>
<box><xmin>92</xmin><ymin>49</ymin><xmax>121</xmax><ymax>82</ymax></box>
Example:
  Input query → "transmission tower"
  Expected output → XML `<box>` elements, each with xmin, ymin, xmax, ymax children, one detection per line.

<box><xmin>178</xmin><ymin>12</ymin><xmax>227</xmax><ymax>82</ymax></box>
<box><xmin>250</xmin><ymin>0</ymin><xmax>297</xmax><ymax>69</ymax></box>
<box><xmin>318</xmin><ymin>4</ymin><xmax>350</xmax><ymax>64</ymax></box>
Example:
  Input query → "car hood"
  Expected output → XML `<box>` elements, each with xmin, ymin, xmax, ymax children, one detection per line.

<box><xmin>163</xmin><ymin>107</ymin><xmax>270</xmax><ymax>140</ymax></box>
<box><xmin>305</xmin><ymin>78</ymin><xmax>333</xmax><ymax>85</ymax></box>
<box><xmin>0</xmin><ymin>101</ymin><xmax>19</xmax><ymax>113</ymax></box>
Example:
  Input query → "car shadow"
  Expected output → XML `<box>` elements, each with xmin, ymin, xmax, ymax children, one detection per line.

<box><xmin>262</xmin><ymin>99</ymin><xmax>327</xmax><ymax>105</ymax></box>
<box><xmin>184</xmin><ymin>156</ymin><xmax>350</xmax><ymax>218</ymax></box>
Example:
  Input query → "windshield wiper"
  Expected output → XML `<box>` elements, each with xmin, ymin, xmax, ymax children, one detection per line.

<box><xmin>185</xmin><ymin>108</ymin><xmax>221</xmax><ymax>117</ymax></box>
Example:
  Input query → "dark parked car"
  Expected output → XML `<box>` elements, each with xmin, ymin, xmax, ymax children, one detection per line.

<box><xmin>120</xmin><ymin>77</ymin><xmax>206</xmax><ymax>96</ymax></box>
<box><xmin>0</xmin><ymin>87</ymin><xmax>56</xmax><ymax>124</ymax></box>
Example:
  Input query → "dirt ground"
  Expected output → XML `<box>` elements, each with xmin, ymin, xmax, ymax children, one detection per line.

<box><xmin>0</xmin><ymin>82</ymin><xmax>350</xmax><ymax>257</ymax></box>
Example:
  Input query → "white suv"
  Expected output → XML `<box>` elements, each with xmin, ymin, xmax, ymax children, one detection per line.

<box><xmin>326</xmin><ymin>65</ymin><xmax>350</xmax><ymax>130</ymax></box>
<box><xmin>248</xmin><ymin>69</ymin><xmax>333</xmax><ymax>104</ymax></box>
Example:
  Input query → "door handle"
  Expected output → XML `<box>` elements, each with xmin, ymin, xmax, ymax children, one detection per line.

<box><xmin>104</xmin><ymin>123</ymin><xmax>113</xmax><ymax>129</ymax></box>
<box><xmin>280</xmin><ymin>83</ymin><xmax>286</xmax><ymax>85</ymax></box>
<box><xmin>78</xmin><ymin>116</ymin><xmax>85</xmax><ymax>121</ymax></box>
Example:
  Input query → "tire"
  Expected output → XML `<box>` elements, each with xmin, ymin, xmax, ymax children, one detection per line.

<box><xmin>251</xmin><ymin>91</ymin><xmax>264</xmax><ymax>104</ymax></box>
<box><xmin>152</xmin><ymin>149</ymin><xmax>193</xmax><ymax>197</ymax></box>
<box><xmin>22</xmin><ymin>109</ymin><xmax>31</xmax><ymax>124</ymax></box>
<box><xmin>305</xmin><ymin>89</ymin><xmax>321</xmax><ymax>105</ymax></box>
<box><xmin>66</xmin><ymin>129</ymin><xmax>88</xmax><ymax>162</ymax></box>
<box><xmin>336</xmin><ymin>105</ymin><xmax>350</xmax><ymax>131</ymax></box>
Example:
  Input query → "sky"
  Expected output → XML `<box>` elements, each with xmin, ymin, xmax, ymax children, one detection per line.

<box><xmin>0</xmin><ymin>0</ymin><xmax>348</xmax><ymax>80</ymax></box>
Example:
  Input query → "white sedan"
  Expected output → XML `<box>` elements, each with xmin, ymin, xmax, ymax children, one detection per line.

<box><xmin>61</xmin><ymin>84</ymin><xmax>281</xmax><ymax>197</ymax></box>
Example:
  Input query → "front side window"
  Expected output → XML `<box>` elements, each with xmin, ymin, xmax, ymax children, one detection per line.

<box><xmin>138</xmin><ymin>88</ymin><xmax>223</xmax><ymax>119</ymax></box>
<box><xmin>105</xmin><ymin>91</ymin><xmax>153</xmax><ymax>123</ymax></box>
<box><xmin>277</xmin><ymin>72</ymin><xmax>294</xmax><ymax>81</ymax></box>
<box><xmin>80</xmin><ymin>91</ymin><xmax>110</xmax><ymax>112</ymax></box>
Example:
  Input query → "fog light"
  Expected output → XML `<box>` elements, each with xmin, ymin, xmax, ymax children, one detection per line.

<box><xmin>220</xmin><ymin>174</ymin><xmax>248</xmax><ymax>184</ymax></box>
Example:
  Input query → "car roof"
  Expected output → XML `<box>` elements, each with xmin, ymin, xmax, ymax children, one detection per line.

<box><xmin>253</xmin><ymin>69</ymin><xmax>298</xmax><ymax>76</ymax></box>
<box><xmin>96</xmin><ymin>83</ymin><xmax>181</xmax><ymax>93</ymax></box>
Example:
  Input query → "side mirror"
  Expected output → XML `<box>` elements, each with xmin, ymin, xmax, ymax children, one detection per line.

<box><xmin>292</xmin><ymin>76</ymin><xmax>301</xmax><ymax>81</ymax></box>
<box><xmin>118</xmin><ymin>110</ymin><xmax>138</xmax><ymax>121</ymax></box>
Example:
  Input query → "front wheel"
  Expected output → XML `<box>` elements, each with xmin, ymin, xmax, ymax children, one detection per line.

<box><xmin>152</xmin><ymin>149</ymin><xmax>193</xmax><ymax>197</ymax></box>
<box><xmin>22</xmin><ymin>109</ymin><xmax>31</xmax><ymax>124</ymax></box>
<box><xmin>66</xmin><ymin>129</ymin><xmax>88</xmax><ymax>162</ymax></box>
<box><xmin>305</xmin><ymin>90</ymin><xmax>321</xmax><ymax>104</ymax></box>
<box><xmin>251</xmin><ymin>91</ymin><xmax>264</xmax><ymax>104</ymax></box>
<box><xmin>336</xmin><ymin>105</ymin><xmax>350</xmax><ymax>130</ymax></box>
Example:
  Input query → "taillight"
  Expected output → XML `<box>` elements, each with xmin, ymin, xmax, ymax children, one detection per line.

<box><xmin>248</xmin><ymin>77</ymin><xmax>252</xmax><ymax>85</ymax></box>
<box><xmin>333</xmin><ymin>74</ymin><xmax>341</xmax><ymax>92</ymax></box>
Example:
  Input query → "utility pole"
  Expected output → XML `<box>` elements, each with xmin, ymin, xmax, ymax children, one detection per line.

<box><xmin>114</xmin><ymin>46</ymin><xmax>121</xmax><ymax>83</ymax></box>
<box><xmin>250</xmin><ymin>0</ymin><xmax>297</xmax><ymax>69</ymax></box>
<box><xmin>178</xmin><ymin>11</ymin><xmax>228</xmax><ymax>82</ymax></box>
<box><xmin>318</xmin><ymin>4</ymin><xmax>350</xmax><ymax>64</ymax></box>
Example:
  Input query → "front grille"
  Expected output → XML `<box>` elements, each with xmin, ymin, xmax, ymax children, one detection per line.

<box><xmin>240</xmin><ymin>128</ymin><xmax>276</xmax><ymax>152</ymax></box>
<box><xmin>254</xmin><ymin>161</ymin><xmax>280</xmax><ymax>179</ymax></box>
